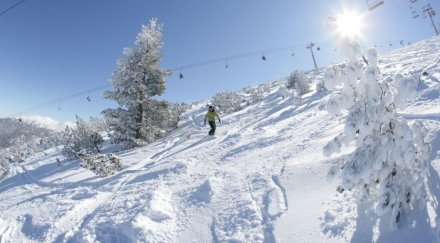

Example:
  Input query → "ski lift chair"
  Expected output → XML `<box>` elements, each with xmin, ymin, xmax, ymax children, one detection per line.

<box><xmin>412</xmin><ymin>10</ymin><xmax>420</xmax><ymax>18</ymax></box>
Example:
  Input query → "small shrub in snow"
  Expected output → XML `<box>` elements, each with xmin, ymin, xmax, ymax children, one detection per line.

<box><xmin>323</xmin><ymin>37</ymin><xmax>430</xmax><ymax>227</ymax></box>
<box><xmin>212</xmin><ymin>91</ymin><xmax>243</xmax><ymax>114</ymax></box>
<box><xmin>0</xmin><ymin>158</ymin><xmax>9</xmax><ymax>181</ymax></box>
<box><xmin>244</xmin><ymin>87</ymin><xmax>264</xmax><ymax>105</ymax></box>
<box><xmin>316</xmin><ymin>80</ymin><xmax>327</xmax><ymax>92</ymax></box>
<box><xmin>277</xmin><ymin>86</ymin><xmax>291</xmax><ymax>99</ymax></box>
<box><xmin>286</xmin><ymin>70</ymin><xmax>310</xmax><ymax>95</ymax></box>
<box><xmin>79</xmin><ymin>153</ymin><xmax>122</xmax><ymax>177</ymax></box>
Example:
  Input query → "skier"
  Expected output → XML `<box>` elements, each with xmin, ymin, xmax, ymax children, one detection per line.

<box><xmin>204</xmin><ymin>105</ymin><xmax>221</xmax><ymax>136</ymax></box>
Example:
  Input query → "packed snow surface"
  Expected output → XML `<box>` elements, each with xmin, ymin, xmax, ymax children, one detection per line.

<box><xmin>1</xmin><ymin>36</ymin><xmax>440</xmax><ymax>242</ymax></box>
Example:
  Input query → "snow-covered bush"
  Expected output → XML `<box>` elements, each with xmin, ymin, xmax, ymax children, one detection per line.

<box><xmin>323</xmin><ymin>38</ymin><xmax>430</xmax><ymax>227</ymax></box>
<box><xmin>277</xmin><ymin>86</ymin><xmax>293</xmax><ymax>99</ymax></box>
<box><xmin>212</xmin><ymin>91</ymin><xmax>243</xmax><ymax>114</ymax></box>
<box><xmin>6</xmin><ymin>141</ymin><xmax>28</xmax><ymax>163</ymax></box>
<box><xmin>103</xmin><ymin>18</ymin><xmax>171</xmax><ymax>148</ymax></box>
<box><xmin>316</xmin><ymin>80</ymin><xmax>327</xmax><ymax>92</ymax></box>
<box><xmin>0</xmin><ymin>118</ymin><xmax>61</xmax><ymax>178</ymax></box>
<box><xmin>168</xmin><ymin>102</ymin><xmax>189</xmax><ymax>129</ymax></box>
<box><xmin>0</xmin><ymin>118</ymin><xmax>55</xmax><ymax>150</ymax></box>
<box><xmin>62</xmin><ymin>116</ymin><xmax>103</xmax><ymax>160</ymax></box>
<box><xmin>78</xmin><ymin>153</ymin><xmax>122</xmax><ymax>177</ymax></box>
<box><xmin>0</xmin><ymin>157</ymin><xmax>10</xmax><ymax>181</ymax></box>
<box><xmin>286</xmin><ymin>70</ymin><xmax>310</xmax><ymax>95</ymax></box>
<box><xmin>244</xmin><ymin>87</ymin><xmax>264</xmax><ymax>105</ymax></box>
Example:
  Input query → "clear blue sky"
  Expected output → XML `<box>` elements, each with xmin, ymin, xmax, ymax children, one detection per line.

<box><xmin>0</xmin><ymin>0</ymin><xmax>438</xmax><ymax>122</ymax></box>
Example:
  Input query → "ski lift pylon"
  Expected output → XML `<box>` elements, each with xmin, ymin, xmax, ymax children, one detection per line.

<box><xmin>367</xmin><ymin>0</ymin><xmax>384</xmax><ymax>11</ymax></box>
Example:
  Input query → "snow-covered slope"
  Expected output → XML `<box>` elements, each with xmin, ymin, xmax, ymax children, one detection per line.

<box><xmin>0</xmin><ymin>36</ymin><xmax>439</xmax><ymax>243</ymax></box>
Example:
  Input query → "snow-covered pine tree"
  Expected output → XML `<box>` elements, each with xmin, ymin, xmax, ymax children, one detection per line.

<box><xmin>61</xmin><ymin>125</ymin><xmax>81</xmax><ymax>159</ymax></box>
<box><xmin>212</xmin><ymin>91</ymin><xmax>243</xmax><ymax>114</ymax></box>
<box><xmin>103</xmin><ymin>18</ymin><xmax>171</xmax><ymax>148</ymax></box>
<box><xmin>323</xmin><ymin>38</ymin><xmax>430</xmax><ymax>227</ymax></box>
<box><xmin>286</xmin><ymin>70</ymin><xmax>310</xmax><ymax>95</ymax></box>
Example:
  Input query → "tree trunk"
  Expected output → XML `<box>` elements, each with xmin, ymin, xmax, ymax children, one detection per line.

<box><xmin>94</xmin><ymin>142</ymin><xmax>101</xmax><ymax>153</ymax></box>
<box><xmin>135</xmin><ymin>103</ymin><xmax>143</xmax><ymax>139</ymax></box>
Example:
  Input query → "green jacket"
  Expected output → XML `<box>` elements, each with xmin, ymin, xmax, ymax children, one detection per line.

<box><xmin>205</xmin><ymin>111</ymin><xmax>220</xmax><ymax>122</ymax></box>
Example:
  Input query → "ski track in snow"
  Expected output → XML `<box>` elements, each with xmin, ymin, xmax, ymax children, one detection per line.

<box><xmin>0</xmin><ymin>35</ymin><xmax>440</xmax><ymax>243</ymax></box>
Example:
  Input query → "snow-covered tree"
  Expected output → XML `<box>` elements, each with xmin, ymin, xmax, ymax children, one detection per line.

<box><xmin>103</xmin><ymin>18</ymin><xmax>171</xmax><ymax>148</ymax></box>
<box><xmin>78</xmin><ymin>153</ymin><xmax>122</xmax><ymax>177</ymax></box>
<box><xmin>61</xmin><ymin>116</ymin><xmax>103</xmax><ymax>160</ymax></box>
<box><xmin>76</xmin><ymin>116</ymin><xmax>103</xmax><ymax>153</ymax></box>
<box><xmin>61</xmin><ymin>125</ymin><xmax>81</xmax><ymax>159</ymax></box>
<box><xmin>212</xmin><ymin>91</ymin><xmax>243</xmax><ymax>114</ymax></box>
<box><xmin>286</xmin><ymin>70</ymin><xmax>310</xmax><ymax>95</ymax></box>
<box><xmin>323</xmin><ymin>38</ymin><xmax>430</xmax><ymax>227</ymax></box>
<box><xmin>89</xmin><ymin>116</ymin><xmax>108</xmax><ymax>132</ymax></box>
<box><xmin>168</xmin><ymin>102</ymin><xmax>189</xmax><ymax>129</ymax></box>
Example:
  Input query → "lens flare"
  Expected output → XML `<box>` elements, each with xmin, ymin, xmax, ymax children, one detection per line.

<box><xmin>336</xmin><ymin>10</ymin><xmax>364</xmax><ymax>38</ymax></box>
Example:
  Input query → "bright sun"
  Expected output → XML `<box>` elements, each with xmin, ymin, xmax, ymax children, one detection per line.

<box><xmin>336</xmin><ymin>10</ymin><xmax>364</xmax><ymax>38</ymax></box>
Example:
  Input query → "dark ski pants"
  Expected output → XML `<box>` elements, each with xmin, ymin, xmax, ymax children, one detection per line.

<box><xmin>208</xmin><ymin>121</ymin><xmax>216</xmax><ymax>135</ymax></box>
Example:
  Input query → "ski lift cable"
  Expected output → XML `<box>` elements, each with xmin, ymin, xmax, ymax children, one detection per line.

<box><xmin>0</xmin><ymin>0</ymin><xmax>27</xmax><ymax>17</ymax></box>
<box><xmin>10</xmin><ymin>84</ymin><xmax>109</xmax><ymax>117</ymax></box>
<box><xmin>6</xmin><ymin>39</ymin><xmax>399</xmax><ymax>118</ymax></box>
<box><xmin>8</xmin><ymin>42</ymin><xmax>327</xmax><ymax>117</ymax></box>
<box><xmin>170</xmin><ymin>42</ymin><xmax>329</xmax><ymax>71</ymax></box>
